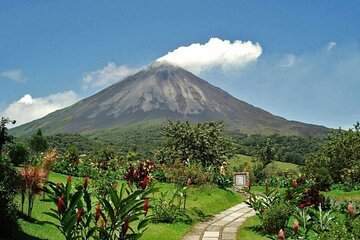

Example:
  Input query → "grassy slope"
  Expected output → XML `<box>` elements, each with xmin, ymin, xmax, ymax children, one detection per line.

<box><xmin>228</xmin><ymin>154</ymin><xmax>299</xmax><ymax>172</ymax></box>
<box><xmin>15</xmin><ymin>172</ymin><xmax>244</xmax><ymax>240</ymax></box>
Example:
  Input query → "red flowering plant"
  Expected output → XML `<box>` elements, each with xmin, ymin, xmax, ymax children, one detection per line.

<box><xmin>45</xmin><ymin>176</ymin><xmax>94</xmax><ymax>240</ymax></box>
<box><xmin>124</xmin><ymin>159</ymin><xmax>156</xmax><ymax>189</ymax></box>
<box><xmin>45</xmin><ymin>175</ymin><xmax>156</xmax><ymax>240</ymax></box>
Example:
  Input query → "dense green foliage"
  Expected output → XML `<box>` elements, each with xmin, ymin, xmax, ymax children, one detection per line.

<box><xmin>233</xmin><ymin>133</ymin><xmax>323</xmax><ymax>165</ymax></box>
<box><xmin>0</xmin><ymin>156</ymin><xmax>20</xmax><ymax>237</ymax></box>
<box><xmin>305</xmin><ymin>123</ymin><xmax>360</xmax><ymax>185</ymax></box>
<box><xmin>0</xmin><ymin>117</ymin><xmax>16</xmax><ymax>156</ymax></box>
<box><xmin>156</xmin><ymin>121</ymin><xmax>236</xmax><ymax>167</ymax></box>
<box><xmin>8</xmin><ymin>141</ymin><xmax>30</xmax><ymax>165</ymax></box>
<box><xmin>29</xmin><ymin>129</ymin><xmax>48</xmax><ymax>153</ymax></box>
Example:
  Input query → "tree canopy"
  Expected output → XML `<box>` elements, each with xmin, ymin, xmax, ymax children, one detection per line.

<box><xmin>156</xmin><ymin>121</ymin><xmax>236</xmax><ymax>167</ymax></box>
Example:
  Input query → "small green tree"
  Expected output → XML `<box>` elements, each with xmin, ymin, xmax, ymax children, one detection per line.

<box><xmin>29</xmin><ymin>129</ymin><xmax>48</xmax><ymax>154</ymax></box>
<box><xmin>0</xmin><ymin>117</ymin><xmax>16</xmax><ymax>156</ymax></box>
<box><xmin>8</xmin><ymin>141</ymin><xmax>30</xmax><ymax>165</ymax></box>
<box><xmin>156</xmin><ymin>121</ymin><xmax>236</xmax><ymax>168</ymax></box>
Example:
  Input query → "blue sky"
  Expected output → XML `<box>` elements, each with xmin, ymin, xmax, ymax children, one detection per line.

<box><xmin>1</xmin><ymin>1</ymin><xmax>359</xmax><ymax>128</ymax></box>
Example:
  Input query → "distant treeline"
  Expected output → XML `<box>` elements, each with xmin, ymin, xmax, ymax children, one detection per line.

<box><xmin>231</xmin><ymin>133</ymin><xmax>324</xmax><ymax>165</ymax></box>
<box><xmin>38</xmin><ymin>129</ymin><xmax>323</xmax><ymax>165</ymax></box>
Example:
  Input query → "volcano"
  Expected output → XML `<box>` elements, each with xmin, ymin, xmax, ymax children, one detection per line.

<box><xmin>11</xmin><ymin>62</ymin><xmax>327</xmax><ymax>136</ymax></box>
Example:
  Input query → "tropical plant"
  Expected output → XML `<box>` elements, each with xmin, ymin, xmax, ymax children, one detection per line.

<box><xmin>20</xmin><ymin>166</ymin><xmax>47</xmax><ymax>217</ymax></box>
<box><xmin>152</xmin><ymin>186</ymin><xmax>190</xmax><ymax>223</ymax></box>
<box><xmin>46</xmin><ymin>177</ymin><xmax>155</xmax><ymax>240</ymax></box>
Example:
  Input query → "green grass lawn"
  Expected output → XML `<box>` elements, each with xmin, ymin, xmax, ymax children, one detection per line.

<box><xmin>228</xmin><ymin>154</ymin><xmax>299</xmax><ymax>173</ymax></box>
<box><xmin>14</xmin><ymin>172</ymin><xmax>244</xmax><ymax>240</ymax></box>
<box><xmin>322</xmin><ymin>189</ymin><xmax>360</xmax><ymax>202</ymax></box>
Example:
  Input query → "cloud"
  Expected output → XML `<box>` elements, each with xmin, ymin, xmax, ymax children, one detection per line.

<box><xmin>327</xmin><ymin>41</ymin><xmax>337</xmax><ymax>51</ymax></box>
<box><xmin>1</xmin><ymin>91</ymin><xmax>79</xmax><ymax>127</ymax></box>
<box><xmin>82</xmin><ymin>62</ymin><xmax>141</xmax><ymax>90</ymax></box>
<box><xmin>280</xmin><ymin>54</ymin><xmax>296</xmax><ymax>68</ymax></box>
<box><xmin>156</xmin><ymin>38</ymin><xmax>262</xmax><ymax>74</ymax></box>
<box><xmin>0</xmin><ymin>69</ymin><xmax>27</xmax><ymax>82</ymax></box>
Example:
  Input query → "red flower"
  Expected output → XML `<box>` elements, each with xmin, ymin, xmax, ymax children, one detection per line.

<box><xmin>83</xmin><ymin>176</ymin><xmax>89</xmax><ymax>190</ymax></box>
<box><xmin>187</xmin><ymin>178</ymin><xmax>192</xmax><ymax>186</ymax></box>
<box><xmin>56</xmin><ymin>182</ymin><xmax>61</xmax><ymax>188</ymax></box>
<box><xmin>279</xmin><ymin>229</ymin><xmax>285</xmax><ymax>240</ymax></box>
<box><xmin>144</xmin><ymin>198</ymin><xmax>150</xmax><ymax>216</ymax></box>
<box><xmin>122</xmin><ymin>217</ymin><xmax>130</xmax><ymax>236</ymax></box>
<box><xmin>265</xmin><ymin>182</ymin><xmax>269</xmax><ymax>191</ymax></box>
<box><xmin>348</xmin><ymin>202</ymin><xmax>355</xmax><ymax>220</ymax></box>
<box><xmin>95</xmin><ymin>202</ymin><xmax>101</xmax><ymax>223</ymax></box>
<box><xmin>67</xmin><ymin>175</ymin><xmax>72</xmax><ymax>183</ymax></box>
<box><xmin>57</xmin><ymin>195</ymin><xmax>65</xmax><ymax>214</ymax></box>
<box><xmin>141</xmin><ymin>177</ymin><xmax>148</xmax><ymax>189</ymax></box>
<box><xmin>77</xmin><ymin>208</ymin><xmax>84</xmax><ymax>223</ymax></box>
<box><xmin>100</xmin><ymin>219</ymin><xmax>105</xmax><ymax>229</ymax></box>
<box><xmin>293</xmin><ymin>220</ymin><xmax>299</xmax><ymax>234</ymax></box>
<box><xmin>289</xmin><ymin>192</ymin><xmax>293</xmax><ymax>199</ymax></box>
<box><xmin>292</xmin><ymin>180</ymin><xmax>297</xmax><ymax>188</ymax></box>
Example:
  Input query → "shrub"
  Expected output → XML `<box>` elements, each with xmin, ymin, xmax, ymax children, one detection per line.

<box><xmin>213</xmin><ymin>173</ymin><xmax>233</xmax><ymax>189</ymax></box>
<box><xmin>0</xmin><ymin>156</ymin><xmax>20</xmax><ymax>237</ymax></box>
<box><xmin>8</xmin><ymin>141</ymin><xmax>30</xmax><ymax>165</ymax></box>
<box><xmin>262</xmin><ymin>203</ymin><xmax>291</xmax><ymax>234</ymax></box>
<box><xmin>152</xmin><ymin>187</ymin><xmax>191</xmax><ymax>223</ymax></box>
<box><xmin>163</xmin><ymin>159</ymin><xmax>214</xmax><ymax>186</ymax></box>
<box><xmin>124</xmin><ymin>159</ymin><xmax>156</xmax><ymax>189</ymax></box>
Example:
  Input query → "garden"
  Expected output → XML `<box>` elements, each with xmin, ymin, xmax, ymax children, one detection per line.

<box><xmin>1</xmin><ymin>117</ymin><xmax>360</xmax><ymax>240</ymax></box>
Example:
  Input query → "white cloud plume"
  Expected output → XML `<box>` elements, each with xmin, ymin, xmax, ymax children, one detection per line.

<box><xmin>82</xmin><ymin>63</ymin><xmax>141</xmax><ymax>90</ymax></box>
<box><xmin>327</xmin><ymin>41</ymin><xmax>337</xmax><ymax>51</ymax></box>
<box><xmin>156</xmin><ymin>38</ymin><xmax>262</xmax><ymax>74</ymax></box>
<box><xmin>1</xmin><ymin>91</ymin><xmax>79</xmax><ymax>127</ymax></box>
<box><xmin>0</xmin><ymin>69</ymin><xmax>27</xmax><ymax>82</ymax></box>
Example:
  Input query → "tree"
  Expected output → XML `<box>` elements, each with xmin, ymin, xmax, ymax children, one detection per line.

<box><xmin>8</xmin><ymin>141</ymin><xmax>30</xmax><ymax>165</ymax></box>
<box><xmin>0</xmin><ymin>117</ymin><xmax>16</xmax><ymax>156</ymax></box>
<box><xmin>156</xmin><ymin>121</ymin><xmax>236</xmax><ymax>168</ymax></box>
<box><xmin>29</xmin><ymin>129</ymin><xmax>48</xmax><ymax>154</ymax></box>
<box><xmin>305</xmin><ymin>122</ymin><xmax>360</xmax><ymax>184</ymax></box>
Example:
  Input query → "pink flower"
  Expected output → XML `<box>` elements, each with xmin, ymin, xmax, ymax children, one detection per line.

<box><xmin>83</xmin><ymin>176</ymin><xmax>89</xmax><ymax>190</ymax></box>
<box><xmin>57</xmin><ymin>195</ymin><xmax>65</xmax><ymax>214</ymax></box>
<box><xmin>348</xmin><ymin>202</ymin><xmax>355</xmax><ymax>220</ymax></box>
<box><xmin>293</xmin><ymin>220</ymin><xmax>299</xmax><ymax>234</ymax></box>
<box><xmin>94</xmin><ymin>202</ymin><xmax>101</xmax><ymax>223</ymax></box>
<box><xmin>144</xmin><ymin>198</ymin><xmax>150</xmax><ymax>216</ymax></box>
<box><xmin>77</xmin><ymin>208</ymin><xmax>84</xmax><ymax>223</ymax></box>
<box><xmin>187</xmin><ymin>178</ymin><xmax>192</xmax><ymax>186</ymax></box>
<box><xmin>279</xmin><ymin>229</ymin><xmax>285</xmax><ymax>240</ymax></box>
<box><xmin>141</xmin><ymin>177</ymin><xmax>148</xmax><ymax>190</ymax></box>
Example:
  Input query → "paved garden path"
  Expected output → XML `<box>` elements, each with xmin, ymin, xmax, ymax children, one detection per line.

<box><xmin>182</xmin><ymin>202</ymin><xmax>255</xmax><ymax>240</ymax></box>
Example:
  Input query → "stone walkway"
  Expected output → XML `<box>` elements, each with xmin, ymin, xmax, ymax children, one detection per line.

<box><xmin>183</xmin><ymin>202</ymin><xmax>255</xmax><ymax>240</ymax></box>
